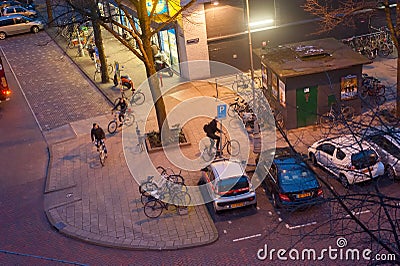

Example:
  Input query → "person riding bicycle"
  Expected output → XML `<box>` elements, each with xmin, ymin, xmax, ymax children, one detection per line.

<box><xmin>91</xmin><ymin>123</ymin><xmax>107</xmax><ymax>156</ymax></box>
<box><xmin>112</xmin><ymin>97</ymin><xmax>128</xmax><ymax>127</ymax></box>
<box><xmin>203</xmin><ymin>118</ymin><xmax>222</xmax><ymax>155</ymax></box>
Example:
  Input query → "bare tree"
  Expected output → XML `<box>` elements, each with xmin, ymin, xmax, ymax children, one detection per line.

<box><xmin>303</xmin><ymin>0</ymin><xmax>400</xmax><ymax>118</ymax></box>
<box><xmin>60</xmin><ymin>0</ymin><xmax>197</xmax><ymax>136</ymax></box>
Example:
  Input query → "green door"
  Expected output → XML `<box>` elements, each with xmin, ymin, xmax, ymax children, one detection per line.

<box><xmin>296</xmin><ymin>86</ymin><xmax>318</xmax><ymax>127</ymax></box>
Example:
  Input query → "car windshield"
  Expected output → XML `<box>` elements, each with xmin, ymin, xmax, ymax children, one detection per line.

<box><xmin>351</xmin><ymin>149</ymin><xmax>379</xmax><ymax>169</ymax></box>
<box><xmin>218</xmin><ymin>175</ymin><xmax>249</xmax><ymax>193</ymax></box>
<box><xmin>277</xmin><ymin>164</ymin><xmax>319</xmax><ymax>192</ymax></box>
<box><xmin>368</xmin><ymin>135</ymin><xmax>400</xmax><ymax>160</ymax></box>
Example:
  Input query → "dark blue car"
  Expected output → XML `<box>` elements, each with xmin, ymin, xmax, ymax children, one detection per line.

<box><xmin>264</xmin><ymin>148</ymin><xmax>324</xmax><ymax>209</ymax></box>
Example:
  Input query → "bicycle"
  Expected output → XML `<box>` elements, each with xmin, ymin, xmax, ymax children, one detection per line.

<box><xmin>113</xmin><ymin>88</ymin><xmax>145</xmax><ymax>106</ymax></box>
<box><xmin>93</xmin><ymin>60</ymin><xmax>114</xmax><ymax>81</ymax></box>
<box><xmin>201</xmin><ymin>132</ymin><xmax>240</xmax><ymax>162</ymax></box>
<box><xmin>94</xmin><ymin>139</ymin><xmax>107</xmax><ymax>166</ymax></box>
<box><xmin>319</xmin><ymin>103</ymin><xmax>355</xmax><ymax>128</ymax></box>
<box><xmin>143</xmin><ymin>189</ymin><xmax>191</xmax><ymax>218</ymax></box>
<box><xmin>360</xmin><ymin>73</ymin><xmax>386</xmax><ymax>105</ymax></box>
<box><xmin>228</xmin><ymin>97</ymin><xmax>252</xmax><ymax>117</ymax></box>
<box><xmin>107</xmin><ymin>109</ymin><xmax>135</xmax><ymax>134</ymax></box>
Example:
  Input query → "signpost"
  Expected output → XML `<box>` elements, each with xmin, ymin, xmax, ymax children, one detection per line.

<box><xmin>217</xmin><ymin>104</ymin><xmax>227</xmax><ymax>153</ymax></box>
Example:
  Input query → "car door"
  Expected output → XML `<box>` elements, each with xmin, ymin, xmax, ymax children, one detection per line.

<box><xmin>315</xmin><ymin>143</ymin><xmax>335</xmax><ymax>168</ymax></box>
<box><xmin>266</xmin><ymin>163</ymin><xmax>278</xmax><ymax>193</ymax></box>
<box><xmin>332</xmin><ymin>147</ymin><xmax>347</xmax><ymax>175</ymax></box>
<box><xmin>13</xmin><ymin>16</ymin><xmax>29</xmax><ymax>34</ymax></box>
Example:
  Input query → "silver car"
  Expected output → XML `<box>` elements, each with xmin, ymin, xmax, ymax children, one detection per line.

<box><xmin>362</xmin><ymin>127</ymin><xmax>400</xmax><ymax>180</ymax></box>
<box><xmin>2</xmin><ymin>5</ymin><xmax>37</xmax><ymax>17</ymax></box>
<box><xmin>0</xmin><ymin>14</ymin><xmax>43</xmax><ymax>39</ymax></box>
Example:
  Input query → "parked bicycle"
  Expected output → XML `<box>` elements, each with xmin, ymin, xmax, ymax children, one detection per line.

<box><xmin>232</xmin><ymin>73</ymin><xmax>262</xmax><ymax>93</ymax></box>
<box><xmin>107</xmin><ymin>109</ymin><xmax>135</xmax><ymax>134</ymax></box>
<box><xmin>319</xmin><ymin>103</ymin><xmax>355</xmax><ymax>128</ymax></box>
<box><xmin>94</xmin><ymin>60</ymin><xmax>114</xmax><ymax>81</ymax></box>
<box><xmin>228</xmin><ymin>97</ymin><xmax>252</xmax><ymax>117</ymax></box>
<box><xmin>360</xmin><ymin>73</ymin><xmax>386</xmax><ymax>105</ymax></box>
<box><xmin>143</xmin><ymin>188</ymin><xmax>191</xmax><ymax>218</ymax></box>
<box><xmin>201</xmin><ymin>131</ymin><xmax>240</xmax><ymax>161</ymax></box>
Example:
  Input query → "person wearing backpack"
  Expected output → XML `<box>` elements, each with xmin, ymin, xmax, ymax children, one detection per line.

<box><xmin>203</xmin><ymin>118</ymin><xmax>222</xmax><ymax>155</ymax></box>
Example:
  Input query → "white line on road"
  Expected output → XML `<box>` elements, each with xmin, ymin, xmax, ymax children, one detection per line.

<box><xmin>232</xmin><ymin>233</ymin><xmax>262</xmax><ymax>242</ymax></box>
<box><xmin>345</xmin><ymin>210</ymin><xmax>371</xmax><ymax>217</ymax></box>
<box><xmin>285</xmin><ymin>221</ymin><xmax>317</xmax><ymax>230</ymax></box>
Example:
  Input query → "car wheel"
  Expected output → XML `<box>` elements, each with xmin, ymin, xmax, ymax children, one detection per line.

<box><xmin>31</xmin><ymin>26</ymin><xmax>39</xmax><ymax>33</ymax></box>
<box><xmin>385</xmin><ymin>165</ymin><xmax>397</xmax><ymax>181</ymax></box>
<box><xmin>0</xmin><ymin>32</ymin><xmax>6</xmax><ymax>40</ymax></box>
<box><xmin>272</xmin><ymin>193</ymin><xmax>280</xmax><ymax>209</ymax></box>
<box><xmin>339</xmin><ymin>174</ymin><xmax>349</xmax><ymax>188</ymax></box>
<box><xmin>310</xmin><ymin>153</ymin><xmax>317</xmax><ymax>166</ymax></box>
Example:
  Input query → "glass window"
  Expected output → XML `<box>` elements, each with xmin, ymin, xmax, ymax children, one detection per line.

<box><xmin>351</xmin><ymin>149</ymin><xmax>378</xmax><ymax>170</ymax></box>
<box><xmin>15</xmin><ymin>7</ymin><xmax>24</xmax><ymax>12</ymax></box>
<box><xmin>218</xmin><ymin>176</ymin><xmax>249</xmax><ymax>193</ymax></box>
<box><xmin>336</xmin><ymin>148</ymin><xmax>346</xmax><ymax>160</ymax></box>
<box><xmin>368</xmin><ymin>135</ymin><xmax>400</xmax><ymax>160</ymax></box>
<box><xmin>317</xmin><ymin>144</ymin><xmax>335</xmax><ymax>156</ymax></box>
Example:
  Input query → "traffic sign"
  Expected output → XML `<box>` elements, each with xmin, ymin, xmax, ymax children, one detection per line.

<box><xmin>217</xmin><ymin>104</ymin><xmax>227</xmax><ymax>120</ymax></box>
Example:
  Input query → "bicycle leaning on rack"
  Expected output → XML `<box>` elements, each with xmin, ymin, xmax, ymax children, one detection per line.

<box><xmin>201</xmin><ymin>131</ymin><xmax>240</xmax><ymax>162</ymax></box>
<box><xmin>232</xmin><ymin>73</ymin><xmax>262</xmax><ymax>93</ymax></box>
<box><xmin>319</xmin><ymin>103</ymin><xmax>355</xmax><ymax>128</ymax></box>
<box><xmin>93</xmin><ymin>60</ymin><xmax>114</xmax><ymax>81</ymax></box>
<box><xmin>107</xmin><ymin>109</ymin><xmax>135</xmax><ymax>134</ymax></box>
<box><xmin>360</xmin><ymin>73</ymin><xmax>386</xmax><ymax>105</ymax></box>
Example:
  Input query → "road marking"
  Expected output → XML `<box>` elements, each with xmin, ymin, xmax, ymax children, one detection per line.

<box><xmin>232</xmin><ymin>233</ymin><xmax>262</xmax><ymax>242</ymax></box>
<box><xmin>228</xmin><ymin>221</ymin><xmax>232</xmax><ymax>224</ymax></box>
<box><xmin>278</xmin><ymin>218</ymin><xmax>282</xmax><ymax>222</ymax></box>
<box><xmin>345</xmin><ymin>210</ymin><xmax>370</xmax><ymax>217</ymax></box>
<box><xmin>285</xmin><ymin>221</ymin><xmax>317</xmax><ymax>230</ymax></box>
<box><xmin>268</xmin><ymin>211</ymin><xmax>273</xmax><ymax>216</ymax></box>
<box><xmin>223</xmin><ymin>230</ymin><xmax>227</xmax><ymax>234</ymax></box>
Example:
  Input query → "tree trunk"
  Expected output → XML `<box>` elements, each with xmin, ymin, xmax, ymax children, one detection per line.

<box><xmin>45</xmin><ymin>0</ymin><xmax>54</xmax><ymax>27</ymax></box>
<box><xmin>92</xmin><ymin>19</ymin><xmax>109</xmax><ymax>83</ymax></box>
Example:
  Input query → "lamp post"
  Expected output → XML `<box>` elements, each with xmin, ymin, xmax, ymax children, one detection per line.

<box><xmin>245</xmin><ymin>0</ymin><xmax>255</xmax><ymax>109</ymax></box>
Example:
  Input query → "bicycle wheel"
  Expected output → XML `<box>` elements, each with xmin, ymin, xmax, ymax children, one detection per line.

<box><xmin>99</xmin><ymin>150</ymin><xmax>105</xmax><ymax>166</ymax></box>
<box><xmin>141</xmin><ymin>194</ymin><xmax>153</xmax><ymax>205</ymax></box>
<box><xmin>201</xmin><ymin>147</ymin><xmax>215</xmax><ymax>162</ymax></box>
<box><xmin>139</xmin><ymin>181</ymin><xmax>158</xmax><ymax>197</ymax></box>
<box><xmin>253</xmin><ymin>77</ymin><xmax>262</xmax><ymax>89</ymax></box>
<box><xmin>107</xmin><ymin>64</ymin><xmax>114</xmax><ymax>75</ymax></box>
<box><xmin>144</xmin><ymin>199</ymin><xmax>163</xmax><ymax>218</ymax></box>
<box><xmin>373</xmin><ymin>95</ymin><xmax>386</xmax><ymax>106</ymax></box>
<box><xmin>360</xmin><ymin>87</ymin><xmax>369</xmax><ymax>99</ymax></box>
<box><xmin>376</xmin><ymin>84</ymin><xmax>386</xmax><ymax>96</ymax></box>
<box><xmin>131</xmin><ymin>91</ymin><xmax>145</xmax><ymax>105</ymax></box>
<box><xmin>172</xmin><ymin>191</ymin><xmax>191</xmax><ymax>207</ymax></box>
<box><xmin>124</xmin><ymin>113</ymin><xmax>135</xmax><ymax>126</ymax></box>
<box><xmin>226</xmin><ymin>139</ymin><xmax>240</xmax><ymax>156</ymax></box>
<box><xmin>237</xmin><ymin>81</ymin><xmax>250</xmax><ymax>94</ymax></box>
<box><xmin>319</xmin><ymin>113</ymin><xmax>334</xmax><ymax>128</ymax></box>
<box><xmin>167</xmin><ymin>174</ymin><xmax>185</xmax><ymax>185</ymax></box>
<box><xmin>108</xmin><ymin>120</ymin><xmax>117</xmax><ymax>134</ymax></box>
<box><xmin>342</xmin><ymin>106</ymin><xmax>355</xmax><ymax>121</ymax></box>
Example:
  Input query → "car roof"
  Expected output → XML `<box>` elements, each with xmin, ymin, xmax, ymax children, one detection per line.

<box><xmin>210</xmin><ymin>159</ymin><xmax>245</xmax><ymax>180</ymax></box>
<box><xmin>316</xmin><ymin>134</ymin><xmax>373</xmax><ymax>153</ymax></box>
<box><xmin>5</xmin><ymin>5</ymin><xmax>27</xmax><ymax>9</ymax></box>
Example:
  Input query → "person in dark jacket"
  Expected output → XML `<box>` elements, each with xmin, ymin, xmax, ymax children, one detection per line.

<box><xmin>91</xmin><ymin>123</ymin><xmax>107</xmax><ymax>155</ymax></box>
<box><xmin>112</xmin><ymin>97</ymin><xmax>128</xmax><ymax>127</ymax></box>
<box><xmin>204</xmin><ymin>118</ymin><xmax>221</xmax><ymax>154</ymax></box>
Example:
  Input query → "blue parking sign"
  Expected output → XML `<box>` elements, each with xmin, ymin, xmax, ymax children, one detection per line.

<box><xmin>217</xmin><ymin>104</ymin><xmax>227</xmax><ymax>120</ymax></box>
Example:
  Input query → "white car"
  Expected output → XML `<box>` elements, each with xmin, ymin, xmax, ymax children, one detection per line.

<box><xmin>362</xmin><ymin>127</ymin><xmax>400</xmax><ymax>180</ymax></box>
<box><xmin>308</xmin><ymin>135</ymin><xmax>385</xmax><ymax>187</ymax></box>
<box><xmin>200</xmin><ymin>158</ymin><xmax>257</xmax><ymax>213</ymax></box>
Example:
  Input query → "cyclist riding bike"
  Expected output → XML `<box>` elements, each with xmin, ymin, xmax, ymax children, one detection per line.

<box><xmin>112</xmin><ymin>97</ymin><xmax>128</xmax><ymax>127</ymax></box>
<box><xmin>203</xmin><ymin>118</ymin><xmax>222</xmax><ymax>155</ymax></box>
<box><xmin>91</xmin><ymin>123</ymin><xmax>107</xmax><ymax>157</ymax></box>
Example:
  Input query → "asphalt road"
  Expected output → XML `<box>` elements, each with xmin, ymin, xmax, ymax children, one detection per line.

<box><xmin>0</xmin><ymin>32</ymin><xmax>398</xmax><ymax>265</ymax></box>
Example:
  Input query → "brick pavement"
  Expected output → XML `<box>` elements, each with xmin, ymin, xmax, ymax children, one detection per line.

<box><xmin>32</xmin><ymin>0</ymin><xmax>398</xmax><ymax>250</ymax></box>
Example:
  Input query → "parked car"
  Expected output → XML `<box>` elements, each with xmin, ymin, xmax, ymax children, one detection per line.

<box><xmin>362</xmin><ymin>127</ymin><xmax>400</xmax><ymax>180</ymax></box>
<box><xmin>0</xmin><ymin>14</ymin><xmax>43</xmax><ymax>39</ymax></box>
<box><xmin>0</xmin><ymin>1</ymin><xmax>35</xmax><ymax>10</ymax></box>
<box><xmin>2</xmin><ymin>5</ymin><xmax>37</xmax><ymax>18</ymax></box>
<box><xmin>308</xmin><ymin>135</ymin><xmax>385</xmax><ymax>187</ymax></box>
<box><xmin>264</xmin><ymin>147</ymin><xmax>324</xmax><ymax>209</ymax></box>
<box><xmin>0</xmin><ymin>54</ymin><xmax>10</xmax><ymax>103</ymax></box>
<box><xmin>200</xmin><ymin>158</ymin><xmax>257</xmax><ymax>214</ymax></box>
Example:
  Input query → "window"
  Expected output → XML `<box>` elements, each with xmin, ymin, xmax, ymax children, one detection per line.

<box><xmin>368</xmin><ymin>135</ymin><xmax>400</xmax><ymax>160</ymax></box>
<box><xmin>15</xmin><ymin>7</ymin><xmax>24</xmax><ymax>12</ymax></box>
<box><xmin>15</xmin><ymin>17</ymin><xmax>25</xmax><ymax>24</ymax></box>
<box><xmin>0</xmin><ymin>18</ymin><xmax>14</xmax><ymax>26</ymax></box>
<box><xmin>317</xmin><ymin>143</ymin><xmax>335</xmax><ymax>156</ymax></box>
<box><xmin>336</xmin><ymin>148</ymin><xmax>346</xmax><ymax>160</ymax></box>
<box><xmin>351</xmin><ymin>149</ymin><xmax>379</xmax><ymax>170</ymax></box>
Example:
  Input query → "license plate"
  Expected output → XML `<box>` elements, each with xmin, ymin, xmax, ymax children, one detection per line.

<box><xmin>231</xmin><ymin>202</ymin><xmax>245</xmax><ymax>208</ymax></box>
<box><xmin>297</xmin><ymin>192</ymin><xmax>311</xmax><ymax>198</ymax></box>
